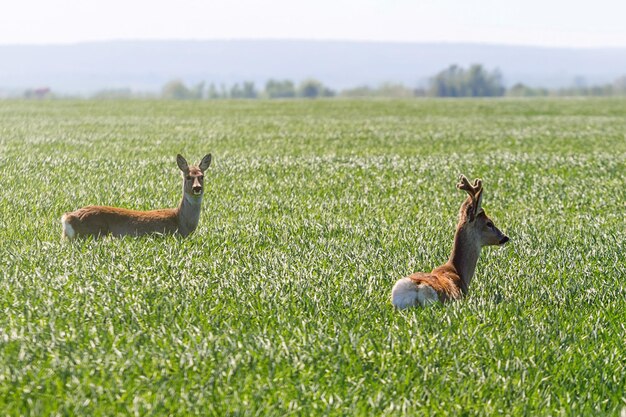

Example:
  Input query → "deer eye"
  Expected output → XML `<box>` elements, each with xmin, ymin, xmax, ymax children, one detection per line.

<box><xmin>486</xmin><ymin>222</ymin><xmax>494</xmax><ymax>228</ymax></box>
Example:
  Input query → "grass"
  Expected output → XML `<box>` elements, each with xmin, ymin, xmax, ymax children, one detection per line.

<box><xmin>0</xmin><ymin>98</ymin><xmax>625</xmax><ymax>416</ymax></box>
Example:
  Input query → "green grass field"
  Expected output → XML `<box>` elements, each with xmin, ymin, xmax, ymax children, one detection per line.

<box><xmin>0</xmin><ymin>98</ymin><xmax>625</xmax><ymax>416</ymax></box>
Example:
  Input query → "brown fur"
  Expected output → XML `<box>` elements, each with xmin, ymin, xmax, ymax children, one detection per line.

<box><xmin>407</xmin><ymin>264</ymin><xmax>464</xmax><ymax>303</ymax></box>
<box><xmin>63</xmin><ymin>206</ymin><xmax>180</xmax><ymax>237</ymax></box>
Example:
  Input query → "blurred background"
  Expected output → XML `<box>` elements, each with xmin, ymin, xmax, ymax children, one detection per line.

<box><xmin>1</xmin><ymin>0</ymin><xmax>625</xmax><ymax>99</ymax></box>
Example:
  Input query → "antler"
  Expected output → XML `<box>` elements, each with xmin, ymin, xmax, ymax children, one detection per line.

<box><xmin>456</xmin><ymin>175</ymin><xmax>481</xmax><ymax>197</ymax></box>
<box><xmin>456</xmin><ymin>174</ymin><xmax>483</xmax><ymax>221</ymax></box>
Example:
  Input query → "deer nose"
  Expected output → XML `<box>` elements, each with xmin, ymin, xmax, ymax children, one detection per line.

<box><xmin>499</xmin><ymin>236</ymin><xmax>510</xmax><ymax>245</ymax></box>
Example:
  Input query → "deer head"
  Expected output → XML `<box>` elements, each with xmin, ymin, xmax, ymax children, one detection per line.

<box><xmin>177</xmin><ymin>154</ymin><xmax>212</xmax><ymax>197</ymax></box>
<box><xmin>457</xmin><ymin>174</ymin><xmax>509</xmax><ymax>246</ymax></box>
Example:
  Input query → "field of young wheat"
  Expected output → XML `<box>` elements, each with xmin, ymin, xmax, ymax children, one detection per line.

<box><xmin>0</xmin><ymin>98</ymin><xmax>624</xmax><ymax>416</ymax></box>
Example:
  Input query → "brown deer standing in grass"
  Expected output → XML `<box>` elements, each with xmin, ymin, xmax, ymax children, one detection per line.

<box><xmin>391</xmin><ymin>175</ymin><xmax>509</xmax><ymax>308</ymax></box>
<box><xmin>61</xmin><ymin>154</ymin><xmax>212</xmax><ymax>239</ymax></box>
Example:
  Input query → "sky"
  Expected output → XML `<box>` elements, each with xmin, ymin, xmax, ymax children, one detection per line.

<box><xmin>1</xmin><ymin>0</ymin><xmax>625</xmax><ymax>48</ymax></box>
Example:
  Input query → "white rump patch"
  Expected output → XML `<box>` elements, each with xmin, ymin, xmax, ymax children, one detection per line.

<box><xmin>391</xmin><ymin>278</ymin><xmax>439</xmax><ymax>309</ymax></box>
<box><xmin>61</xmin><ymin>215</ymin><xmax>75</xmax><ymax>239</ymax></box>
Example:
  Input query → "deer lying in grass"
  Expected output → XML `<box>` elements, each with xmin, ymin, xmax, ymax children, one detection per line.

<box><xmin>61</xmin><ymin>154</ymin><xmax>212</xmax><ymax>239</ymax></box>
<box><xmin>391</xmin><ymin>175</ymin><xmax>509</xmax><ymax>308</ymax></box>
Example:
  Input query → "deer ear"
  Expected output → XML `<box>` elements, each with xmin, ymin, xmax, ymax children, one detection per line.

<box><xmin>474</xmin><ymin>188</ymin><xmax>483</xmax><ymax>215</ymax></box>
<box><xmin>199</xmin><ymin>154</ymin><xmax>212</xmax><ymax>171</ymax></box>
<box><xmin>176</xmin><ymin>154</ymin><xmax>189</xmax><ymax>172</ymax></box>
<box><xmin>465</xmin><ymin>201</ymin><xmax>476</xmax><ymax>222</ymax></box>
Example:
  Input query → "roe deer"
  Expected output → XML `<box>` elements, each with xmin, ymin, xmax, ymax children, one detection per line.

<box><xmin>61</xmin><ymin>154</ymin><xmax>212</xmax><ymax>239</ymax></box>
<box><xmin>391</xmin><ymin>175</ymin><xmax>509</xmax><ymax>308</ymax></box>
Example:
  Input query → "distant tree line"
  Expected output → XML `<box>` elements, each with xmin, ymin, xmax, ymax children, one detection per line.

<box><xmin>161</xmin><ymin>78</ymin><xmax>335</xmax><ymax>100</ymax></box>
<box><xmin>12</xmin><ymin>64</ymin><xmax>626</xmax><ymax>100</ymax></box>
<box><xmin>157</xmin><ymin>65</ymin><xmax>508</xmax><ymax>100</ymax></box>
<box><xmin>428</xmin><ymin>64</ymin><xmax>505</xmax><ymax>97</ymax></box>
<box><xmin>154</xmin><ymin>65</ymin><xmax>626</xmax><ymax>100</ymax></box>
<box><xmin>507</xmin><ymin>75</ymin><xmax>626</xmax><ymax>97</ymax></box>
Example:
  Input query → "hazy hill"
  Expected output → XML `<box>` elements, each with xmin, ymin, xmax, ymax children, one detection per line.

<box><xmin>1</xmin><ymin>40</ymin><xmax>625</xmax><ymax>94</ymax></box>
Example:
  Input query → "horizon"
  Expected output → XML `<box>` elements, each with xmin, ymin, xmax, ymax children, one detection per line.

<box><xmin>2</xmin><ymin>39</ymin><xmax>626</xmax><ymax>95</ymax></box>
<box><xmin>2</xmin><ymin>0</ymin><xmax>626</xmax><ymax>48</ymax></box>
<box><xmin>0</xmin><ymin>39</ymin><xmax>626</xmax><ymax>96</ymax></box>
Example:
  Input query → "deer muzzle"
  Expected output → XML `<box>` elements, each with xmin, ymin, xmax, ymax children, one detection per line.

<box><xmin>192</xmin><ymin>178</ymin><xmax>203</xmax><ymax>195</ymax></box>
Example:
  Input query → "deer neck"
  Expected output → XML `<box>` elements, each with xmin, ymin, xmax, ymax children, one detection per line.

<box><xmin>176</xmin><ymin>192</ymin><xmax>203</xmax><ymax>236</ymax></box>
<box><xmin>447</xmin><ymin>225</ymin><xmax>482</xmax><ymax>294</ymax></box>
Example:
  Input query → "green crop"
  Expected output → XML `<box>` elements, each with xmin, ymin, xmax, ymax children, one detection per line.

<box><xmin>0</xmin><ymin>98</ymin><xmax>624</xmax><ymax>416</ymax></box>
